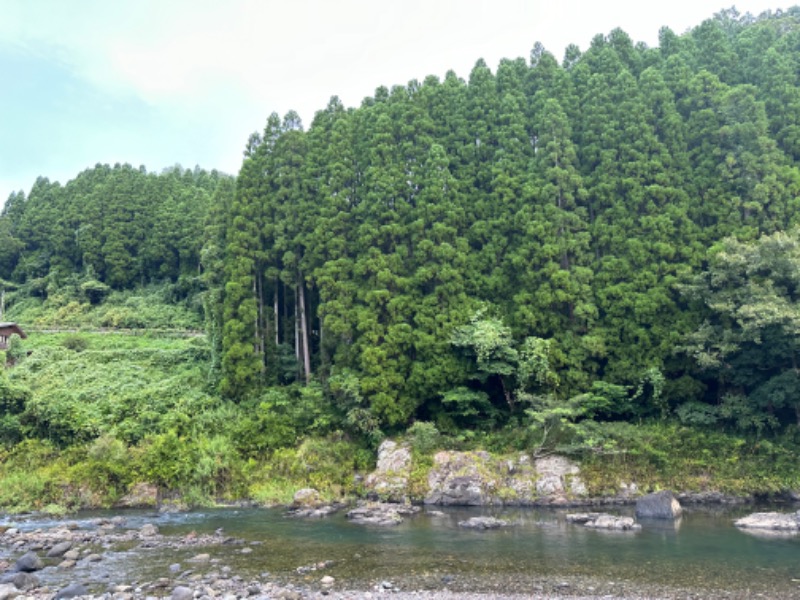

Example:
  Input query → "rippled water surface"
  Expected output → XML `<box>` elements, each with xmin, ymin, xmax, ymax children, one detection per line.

<box><xmin>5</xmin><ymin>505</ymin><xmax>800</xmax><ymax>596</ymax></box>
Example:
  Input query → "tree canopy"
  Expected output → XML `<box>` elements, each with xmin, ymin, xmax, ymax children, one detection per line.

<box><xmin>7</xmin><ymin>8</ymin><xmax>800</xmax><ymax>438</ymax></box>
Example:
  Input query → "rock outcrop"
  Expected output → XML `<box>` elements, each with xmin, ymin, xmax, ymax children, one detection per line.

<box><xmin>423</xmin><ymin>450</ymin><xmax>587</xmax><ymax>506</ymax></box>
<box><xmin>635</xmin><ymin>491</ymin><xmax>682</xmax><ymax>519</ymax></box>
<box><xmin>114</xmin><ymin>482</ymin><xmax>159</xmax><ymax>508</ymax></box>
<box><xmin>364</xmin><ymin>440</ymin><xmax>413</xmax><ymax>502</ymax></box>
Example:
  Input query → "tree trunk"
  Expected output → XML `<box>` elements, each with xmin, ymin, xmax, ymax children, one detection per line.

<box><xmin>298</xmin><ymin>272</ymin><xmax>312</xmax><ymax>384</ymax></box>
<box><xmin>252</xmin><ymin>278</ymin><xmax>259</xmax><ymax>352</ymax></box>
<box><xmin>256</xmin><ymin>271</ymin><xmax>264</xmax><ymax>359</ymax></box>
<box><xmin>294</xmin><ymin>286</ymin><xmax>300</xmax><ymax>363</ymax></box>
<box><xmin>273</xmin><ymin>286</ymin><xmax>279</xmax><ymax>347</ymax></box>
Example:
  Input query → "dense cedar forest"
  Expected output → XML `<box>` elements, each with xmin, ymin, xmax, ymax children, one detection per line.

<box><xmin>6</xmin><ymin>7</ymin><xmax>800</xmax><ymax>447</ymax></box>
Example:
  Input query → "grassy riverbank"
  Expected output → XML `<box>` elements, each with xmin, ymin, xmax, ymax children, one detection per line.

<box><xmin>1</xmin><ymin>328</ymin><xmax>799</xmax><ymax>513</ymax></box>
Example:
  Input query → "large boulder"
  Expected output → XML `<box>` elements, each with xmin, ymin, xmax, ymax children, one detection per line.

<box><xmin>14</xmin><ymin>551</ymin><xmax>43</xmax><ymax>572</ymax></box>
<box><xmin>364</xmin><ymin>440</ymin><xmax>413</xmax><ymax>501</ymax></box>
<box><xmin>46</xmin><ymin>541</ymin><xmax>73</xmax><ymax>558</ymax></box>
<box><xmin>0</xmin><ymin>571</ymin><xmax>39</xmax><ymax>591</ymax></box>
<box><xmin>635</xmin><ymin>491</ymin><xmax>682</xmax><ymax>519</ymax></box>
<box><xmin>735</xmin><ymin>511</ymin><xmax>800</xmax><ymax>532</ymax></box>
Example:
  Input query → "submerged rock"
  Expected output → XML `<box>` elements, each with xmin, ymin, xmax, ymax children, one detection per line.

<box><xmin>346</xmin><ymin>502</ymin><xmax>419</xmax><ymax>526</ymax></box>
<box><xmin>567</xmin><ymin>512</ymin><xmax>641</xmax><ymax>531</ymax></box>
<box><xmin>288</xmin><ymin>504</ymin><xmax>341</xmax><ymax>518</ymax></box>
<box><xmin>635</xmin><ymin>491</ymin><xmax>682</xmax><ymax>519</ymax></box>
<box><xmin>458</xmin><ymin>516</ymin><xmax>509</xmax><ymax>529</ymax></box>
<box><xmin>734</xmin><ymin>510</ymin><xmax>800</xmax><ymax>532</ymax></box>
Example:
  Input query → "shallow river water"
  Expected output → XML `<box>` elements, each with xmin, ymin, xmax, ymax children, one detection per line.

<box><xmin>4</xmin><ymin>504</ymin><xmax>800</xmax><ymax>597</ymax></box>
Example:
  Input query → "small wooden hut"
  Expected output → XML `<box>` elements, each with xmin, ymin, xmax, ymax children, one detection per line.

<box><xmin>0</xmin><ymin>322</ymin><xmax>26</xmax><ymax>350</ymax></box>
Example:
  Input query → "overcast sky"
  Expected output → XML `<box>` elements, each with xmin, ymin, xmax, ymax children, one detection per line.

<box><xmin>1</xmin><ymin>0</ymin><xmax>795</xmax><ymax>205</ymax></box>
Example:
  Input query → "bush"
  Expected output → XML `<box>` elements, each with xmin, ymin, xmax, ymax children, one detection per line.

<box><xmin>407</xmin><ymin>421</ymin><xmax>441</xmax><ymax>455</ymax></box>
<box><xmin>62</xmin><ymin>335</ymin><xmax>89</xmax><ymax>352</ymax></box>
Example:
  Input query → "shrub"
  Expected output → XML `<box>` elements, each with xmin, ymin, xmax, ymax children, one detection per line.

<box><xmin>407</xmin><ymin>421</ymin><xmax>441</xmax><ymax>455</ymax></box>
<box><xmin>62</xmin><ymin>335</ymin><xmax>89</xmax><ymax>352</ymax></box>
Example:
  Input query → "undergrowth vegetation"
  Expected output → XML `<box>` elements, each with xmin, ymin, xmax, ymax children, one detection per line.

<box><xmin>0</xmin><ymin>330</ymin><xmax>375</xmax><ymax>512</ymax></box>
<box><xmin>1</xmin><ymin>329</ymin><xmax>799</xmax><ymax>513</ymax></box>
<box><xmin>6</xmin><ymin>278</ymin><xmax>204</xmax><ymax>331</ymax></box>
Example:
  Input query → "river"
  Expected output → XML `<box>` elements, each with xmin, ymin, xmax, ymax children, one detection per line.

<box><xmin>3</xmin><ymin>504</ymin><xmax>800</xmax><ymax>598</ymax></box>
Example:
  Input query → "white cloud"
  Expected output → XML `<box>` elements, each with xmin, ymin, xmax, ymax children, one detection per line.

<box><xmin>0</xmin><ymin>0</ymin><xmax>797</xmax><ymax>204</ymax></box>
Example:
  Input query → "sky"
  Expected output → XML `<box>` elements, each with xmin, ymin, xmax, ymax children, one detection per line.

<box><xmin>1</xmin><ymin>0</ymin><xmax>796</xmax><ymax>206</ymax></box>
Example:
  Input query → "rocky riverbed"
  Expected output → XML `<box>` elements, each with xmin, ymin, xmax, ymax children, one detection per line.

<box><xmin>0</xmin><ymin>511</ymin><xmax>797</xmax><ymax>600</ymax></box>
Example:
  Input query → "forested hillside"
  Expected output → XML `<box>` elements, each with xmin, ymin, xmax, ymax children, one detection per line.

<box><xmin>4</xmin><ymin>9</ymin><xmax>800</xmax><ymax>504</ymax></box>
<box><xmin>211</xmin><ymin>8</ymin><xmax>800</xmax><ymax>435</ymax></box>
<box><xmin>1</xmin><ymin>164</ymin><xmax>227</xmax><ymax>289</ymax></box>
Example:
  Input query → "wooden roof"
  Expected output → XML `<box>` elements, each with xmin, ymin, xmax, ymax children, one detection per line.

<box><xmin>0</xmin><ymin>323</ymin><xmax>26</xmax><ymax>339</ymax></box>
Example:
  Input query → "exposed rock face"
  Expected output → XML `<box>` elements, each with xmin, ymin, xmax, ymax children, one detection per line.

<box><xmin>115</xmin><ymin>482</ymin><xmax>159</xmax><ymax>508</ymax></box>
<box><xmin>424</xmin><ymin>450</ymin><xmax>496</xmax><ymax>505</ymax></box>
<box><xmin>567</xmin><ymin>513</ymin><xmax>641</xmax><ymax>531</ymax></box>
<box><xmin>292</xmin><ymin>488</ymin><xmax>324</xmax><ymax>507</ymax></box>
<box><xmin>364</xmin><ymin>440</ymin><xmax>413</xmax><ymax>501</ymax></box>
<box><xmin>534</xmin><ymin>455</ymin><xmax>587</xmax><ymax>500</ymax></box>
<box><xmin>346</xmin><ymin>502</ymin><xmax>420</xmax><ymax>526</ymax></box>
<box><xmin>458</xmin><ymin>516</ymin><xmax>509</xmax><ymax>529</ymax></box>
<box><xmin>635</xmin><ymin>491</ymin><xmax>683</xmax><ymax>519</ymax></box>
<box><xmin>734</xmin><ymin>511</ymin><xmax>800</xmax><ymax>532</ymax></box>
<box><xmin>423</xmin><ymin>449</ymin><xmax>587</xmax><ymax>506</ymax></box>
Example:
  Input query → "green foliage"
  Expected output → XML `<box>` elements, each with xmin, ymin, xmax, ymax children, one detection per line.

<box><xmin>579</xmin><ymin>421</ymin><xmax>800</xmax><ymax>496</ymax></box>
<box><xmin>5</xmin><ymin>10</ymin><xmax>800</xmax><ymax>507</ymax></box>
<box><xmin>6</xmin><ymin>282</ymin><xmax>204</xmax><ymax>331</ymax></box>
<box><xmin>407</xmin><ymin>421</ymin><xmax>442</xmax><ymax>455</ymax></box>
<box><xmin>62</xmin><ymin>335</ymin><xmax>89</xmax><ymax>352</ymax></box>
<box><xmin>681</xmin><ymin>229</ymin><xmax>800</xmax><ymax>431</ymax></box>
